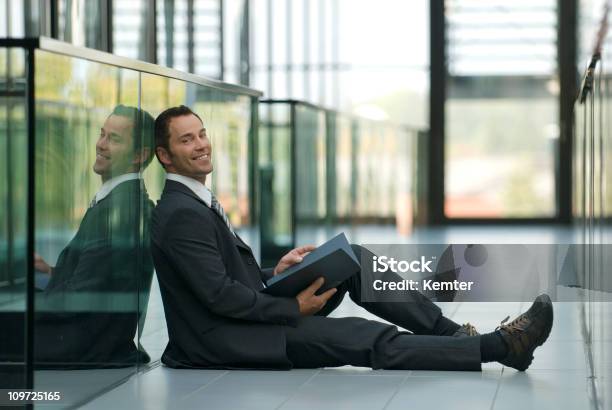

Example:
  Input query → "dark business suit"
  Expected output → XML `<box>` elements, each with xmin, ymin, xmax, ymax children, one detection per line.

<box><xmin>33</xmin><ymin>178</ymin><xmax>155</xmax><ymax>368</ymax></box>
<box><xmin>152</xmin><ymin>180</ymin><xmax>482</xmax><ymax>371</ymax></box>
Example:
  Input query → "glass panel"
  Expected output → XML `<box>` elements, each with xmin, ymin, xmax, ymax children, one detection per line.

<box><xmin>197</xmin><ymin>90</ymin><xmax>254</xmax><ymax>230</ymax></box>
<box><xmin>395</xmin><ymin>127</ymin><xmax>417</xmax><ymax>235</ymax></box>
<box><xmin>333</xmin><ymin>113</ymin><xmax>353</xmax><ymax>219</ymax></box>
<box><xmin>113</xmin><ymin>0</ymin><xmax>149</xmax><ymax>60</ymax></box>
<box><xmin>32</xmin><ymin>50</ymin><xmax>151</xmax><ymax>404</ymax></box>
<box><xmin>445</xmin><ymin>0</ymin><xmax>558</xmax><ymax>218</ymax></box>
<box><xmin>139</xmin><ymin>74</ymin><xmax>187</xmax><ymax>363</ymax></box>
<box><xmin>576</xmin><ymin>4</ymin><xmax>612</xmax><ymax>408</ymax></box>
<box><xmin>0</xmin><ymin>46</ymin><xmax>29</xmax><ymax>389</ymax></box>
<box><xmin>57</xmin><ymin>0</ymin><xmax>107</xmax><ymax>50</ymax></box>
<box><xmin>155</xmin><ymin>0</ymin><xmax>222</xmax><ymax>77</ymax></box>
<box><xmin>294</xmin><ymin>104</ymin><xmax>327</xmax><ymax>244</ymax></box>
<box><xmin>353</xmin><ymin>119</ymin><xmax>379</xmax><ymax>218</ymax></box>
<box><xmin>259</xmin><ymin>103</ymin><xmax>293</xmax><ymax>265</ymax></box>
<box><xmin>140</xmin><ymin>74</ymin><xmax>258</xmax><ymax>353</ymax></box>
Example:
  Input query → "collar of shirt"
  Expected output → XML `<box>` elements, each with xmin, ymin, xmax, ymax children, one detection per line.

<box><xmin>166</xmin><ymin>173</ymin><xmax>212</xmax><ymax>208</ymax></box>
<box><xmin>95</xmin><ymin>173</ymin><xmax>140</xmax><ymax>203</ymax></box>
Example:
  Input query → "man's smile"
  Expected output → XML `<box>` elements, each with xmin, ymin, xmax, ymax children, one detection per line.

<box><xmin>193</xmin><ymin>153</ymin><xmax>210</xmax><ymax>161</ymax></box>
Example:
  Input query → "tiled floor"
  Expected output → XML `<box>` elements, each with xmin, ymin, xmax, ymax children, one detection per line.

<box><xmin>78</xmin><ymin>300</ymin><xmax>610</xmax><ymax>410</ymax></box>
<box><xmin>29</xmin><ymin>225</ymin><xmax>611</xmax><ymax>409</ymax></box>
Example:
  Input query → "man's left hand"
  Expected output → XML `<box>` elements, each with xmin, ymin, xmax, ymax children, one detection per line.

<box><xmin>273</xmin><ymin>245</ymin><xmax>316</xmax><ymax>276</ymax></box>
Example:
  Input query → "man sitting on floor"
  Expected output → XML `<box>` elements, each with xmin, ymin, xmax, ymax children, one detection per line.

<box><xmin>150</xmin><ymin>105</ymin><xmax>553</xmax><ymax>372</ymax></box>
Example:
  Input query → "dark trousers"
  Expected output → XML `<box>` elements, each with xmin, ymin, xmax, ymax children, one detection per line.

<box><xmin>283</xmin><ymin>245</ymin><xmax>482</xmax><ymax>371</ymax></box>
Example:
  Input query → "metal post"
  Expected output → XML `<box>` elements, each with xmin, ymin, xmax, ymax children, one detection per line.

<box><xmin>144</xmin><ymin>0</ymin><xmax>157</xmax><ymax>63</ymax></box>
<box><xmin>290</xmin><ymin>102</ymin><xmax>297</xmax><ymax>246</ymax></box>
<box><xmin>50</xmin><ymin>0</ymin><xmax>58</xmax><ymax>38</ymax></box>
<box><xmin>25</xmin><ymin>45</ymin><xmax>36</xmax><ymax>394</ymax></box>
<box><xmin>100</xmin><ymin>0</ymin><xmax>112</xmax><ymax>53</ymax></box>
<box><xmin>164</xmin><ymin>0</ymin><xmax>175</xmax><ymax>67</ymax></box>
<box><xmin>557</xmin><ymin>0</ymin><xmax>577</xmax><ymax>223</ymax></box>
<box><xmin>240</xmin><ymin>0</ymin><xmax>250</xmax><ymax>85</ymax></box>
<box><xmin>187</xmin><ymin>0</ymin><xmax>195</xmax><ymax>73</ymax></box>
<box><xmin>219</xmin><ymin>0</ymin><xmax>225</xmax><ymax>80</ymax></box>
<box><xmin>429</xmin><ymin>0</ymin><xmax>446</xmax><ymax>225</ymax></box>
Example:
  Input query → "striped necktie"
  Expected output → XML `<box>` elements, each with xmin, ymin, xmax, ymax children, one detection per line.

<box><xmin>210</xmin><ymin>193</ymin><xmax>236</xmax><ymax>236</ymax></box>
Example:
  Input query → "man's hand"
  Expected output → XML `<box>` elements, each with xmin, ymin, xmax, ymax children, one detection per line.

<box><xmin>296</xmin><ymin>277</ymin><xmax>337</xmax><ymax>316</ymax></box>
<box><xmin>273</xmin><ymin>245</ymin><xmax>316</xmax><ymax>276</ymax></box>
<box><xmin>34</xmin><ymin>253</ymin><xmax>52</xmax><ymax>275</ymax></box>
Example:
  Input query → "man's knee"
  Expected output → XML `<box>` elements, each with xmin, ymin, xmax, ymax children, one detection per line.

<box><xmin>350</xmin><ymin>244</ymin><xmax>362</xmax><ymax>259</ymax></box>
<box><xmin>351</xmin><ymin>244</ymin><xmax>377</xmax><ymax>262</ymax></box>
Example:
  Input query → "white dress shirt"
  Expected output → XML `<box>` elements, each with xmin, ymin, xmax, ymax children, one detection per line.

<box><xmin>94</xmin><ymin>173</ymin><xmax>140</xmax><ymax>203</ymax></box>
<box><xmin>166</xmin><ymin>173</ymin><xmax>213</xmax><ymax>208</ymax></box>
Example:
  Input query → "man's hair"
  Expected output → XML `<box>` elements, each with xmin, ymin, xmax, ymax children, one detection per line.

<box><xmin>110</xmin><ymin>104</ymin><xmax>156</xmax><ymax>169</ymax></box>
<box><xmin>154</xmin><ymin>105</ymin><xmax>203</xmax><ymax>168</ymax></box>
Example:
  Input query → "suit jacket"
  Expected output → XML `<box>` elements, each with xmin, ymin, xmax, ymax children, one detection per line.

<box><xmin>32</xmin><ymin>178</ymin><xmax>155</xmax><ymax>368</ymax></box>
<box><xmin>151</xmin><ymin>180</ymin><xmax>301</xmax><ymax>369</ymax></box>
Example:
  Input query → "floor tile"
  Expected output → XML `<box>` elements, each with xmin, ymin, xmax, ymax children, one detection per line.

<box><xmin>82</xmin><ymin>367</ymin><xmax>227</xmax><ymax>410</ymax></box>
<box><xmin>386</xmin><ymin>372</ymin><xmax>500</xmax><ymax>410</ymax></box>
<box><xmin>278</xmin><ymin>373</ymin><xmax>406</xmax><ymax>410</ymax></box>
<box><xmin>178</xmin><ymin>370</ymin><xmax>317</xmax><ymax>410</ymax></box>
<box><xmin>35</xmin><ymin>368</ymin><xmax>134</xmax><ymax>408</ymax></box>
<box><xmin>493</xmin><ymin>370</ymin><xmax>594</xmax><ymax>410</ymax></box>
<box><xmin>528</xmin><ymin>341</ymin><xmax>588</xmax><ymax>371</ymax></box>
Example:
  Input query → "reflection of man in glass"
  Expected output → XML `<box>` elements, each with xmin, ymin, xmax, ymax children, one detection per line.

<box><xmin>32</xmin><ymin>105</ymin><xmax>156</xmax><ymax>368</ymax></box>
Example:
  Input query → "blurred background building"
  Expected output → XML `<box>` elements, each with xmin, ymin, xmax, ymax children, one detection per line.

<box><xmin>1</xmin><ymin>1</ymin><xmax>611</xmax><ymax>409</ymax></box>
<box><xmin>3</xmin><ymin>0</ymin><xmax>604</xmax><ymax>221</ymax></box>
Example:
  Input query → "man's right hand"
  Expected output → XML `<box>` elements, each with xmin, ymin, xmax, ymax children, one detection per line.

<box><xmin>34</xmin><ymin>253</ymin><xmax>52</xmax><ymax>275</ymax></box>
<box><xmin>296</xmin><ymin>277</ymin><xmax>337</xmax><ymax>316</ymax></box>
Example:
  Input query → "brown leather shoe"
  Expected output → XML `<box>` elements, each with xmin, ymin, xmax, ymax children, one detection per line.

<box><xmin>497</xmin><ymin>294</ymin><xmax>554</xmax><ymax>371</ymax></box>
<box><xmin>453</xmin><ymin>323</ymin><xmax>479</xmax><ymax>337</ymax></box>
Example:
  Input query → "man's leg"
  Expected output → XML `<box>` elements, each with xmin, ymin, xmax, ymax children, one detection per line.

<box><xmin>317</xmin><ymin>244</ymin><xmax>460</xmax><ymax>336</ymax></box>
<box><xmin>284</xmin><ymin>316</ymin><xmax>481</xmax><ymax>371</ymax></box>
<box><xmin>292</xmin><ymin>295</ymin><xmax>554</xmax><ymax>372</ymax></box>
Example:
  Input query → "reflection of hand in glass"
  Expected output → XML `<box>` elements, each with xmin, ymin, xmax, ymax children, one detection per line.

<box><xmin>34</xmin><ymin>252</ymin><xmax>52</xmax><ymax>275</ymax></box>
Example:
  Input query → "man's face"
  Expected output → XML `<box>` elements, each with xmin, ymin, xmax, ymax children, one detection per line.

<box><xmin>161</xmin><ymin>114</ymin><xmax>213</xmax><ymax>182</ymax></box>
<box><xmin>93</xmin><ymin>114</ymin><xmax>136</xmax><ymax>181</ymax></box>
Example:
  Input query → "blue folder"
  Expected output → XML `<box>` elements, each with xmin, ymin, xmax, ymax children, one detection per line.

<box><xmin>262</xmin><ymin>233</ymin><xmax>360</xmax><ymax>297</ymax></box>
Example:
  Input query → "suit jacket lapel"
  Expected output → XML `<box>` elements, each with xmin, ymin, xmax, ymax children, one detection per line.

<box><xmin>163</xmin><ymin>180</ymin><xmax>252</xmax><ymax>253</ymax></box>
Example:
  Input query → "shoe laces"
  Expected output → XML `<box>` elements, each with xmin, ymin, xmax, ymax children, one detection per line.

<box><xmin>461</xmin><ymin>322</ymin><xmax>479</xmax><ymax>336</ymax></box>
<box><xmin>495</xmin><ymin>314</ymin><xmax>529</xmax><ymax>334</ymax></box>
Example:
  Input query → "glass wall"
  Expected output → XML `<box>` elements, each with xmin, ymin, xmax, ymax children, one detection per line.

<box><xmin>259</xmin><ymin>100</ymin><xmax>421</xmax><ymax>265</ymax></box>
<box><xmin>0</xmin><ymin>38</ymin><xmax>260</xmax><ymax>406</ymax></box>
<box><xmin>353</xmin><ymin>118</ymin><xmax>404</xmax><ymax>220</ymax></box>
<box><xmin>57</xmin><ymin>0</ymin><xmax>111</xmax><ymax>51</ymax></box>
<box><xmin>0</xmin><ymin>46</ymin><xmax>29</xmax><ymax>390</ymax></box>
<box><xmin>113</xmin><ymin>0</ymin><xmax>154</xmax><ymax>61</ymax></box>
<box><xmin>249</xmin><ymin>0</ymin><xmax>429</xmax><ymax>125</ymax></box>
<box><xmin>156</xmin><ymin>0</ymin><xmax>223</xmax><ymax>77</ymax></box>
<box><xmin>328</xmin><ymin>112</ymin><xmax>353</xmax><ymax>220</ymax></box>
<box><xmin>259</xmin><ymin>102</ymin><xmax>293</xmax><ymax>266</ymax></box>
<box><xmin>445</xmin><ymin>0</ymin><xmax>558</xmax><ymax>218</ymax></box>
<box><xmin>575</xmin><ymin>2</ymin><xmax>612</xmax><ymax>408</ymax></box>
<box><xmin>294</xmin><ymin>103</ymin><xmax>327</xmax><ymax>244</ymax></box>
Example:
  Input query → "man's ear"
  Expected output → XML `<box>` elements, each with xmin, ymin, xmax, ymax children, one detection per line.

<box><xmin>132</xmin><ymin>147</ymin><xmax>151</xmax><ymax>165</ymax></box>
<box><xmin>156</xmin><ymin>146</ymin><xmax>173</xmax><ymax>167</ymax></box>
